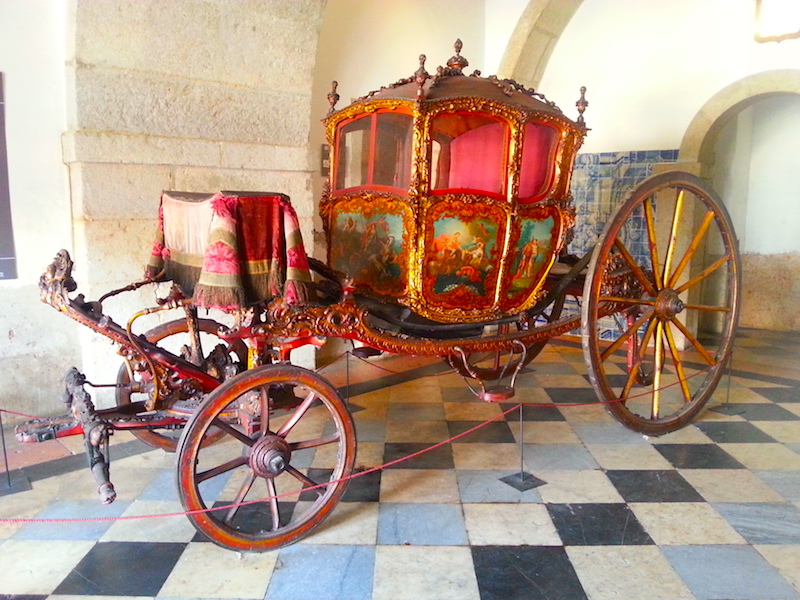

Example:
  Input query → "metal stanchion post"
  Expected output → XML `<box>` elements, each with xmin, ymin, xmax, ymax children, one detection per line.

<box><xmin>0</xmin><ymin>410</ymin><xmax>32</xmax><ymax>496</ymax></box>
<box><xmin>499</xmin><ymin>404</ymin><xmax>546</xmax><ymax>492</ymax></box>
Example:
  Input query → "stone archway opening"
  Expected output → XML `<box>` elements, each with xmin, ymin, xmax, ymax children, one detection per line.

<box><xmin>679</xmin><ymin>71</ymin><xmax>800</xmax><ymax>332</ymax></box>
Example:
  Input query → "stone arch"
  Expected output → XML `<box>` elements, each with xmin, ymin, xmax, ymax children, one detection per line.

<box><xmin>679</xmin><ymin>69</ymin><xmax>800</xmax><ymax>170</ymax></box>
<box><xmin>678</xmin><ymin>70</ymin><xmax>800</xmax><ymax>332</ymax></box>
<box><xmin>498</xmin><ymin>0</ymin><xmax>584</xmax><ymax>87</ymax></box>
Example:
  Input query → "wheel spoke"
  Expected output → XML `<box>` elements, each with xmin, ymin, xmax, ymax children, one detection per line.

<box><xmin>266</xmin><ymin>478</ymin><xmax>281</xmax><ymax>531</ymax></box>
<box><xmin>196</xmin><ymin>455</ymin><xmax>249</xmax><ymax>483</ymax></box>
<box><xmin>600</xmin><ymin>307</ymin><xmax>655</xmax><ymax>361</ymax></box>
<box><xmin>619</xmin><ymin>317</ymin><xmax>658</xmax><ymax>402</ymax></box>
<box><xmin>664</xmin><ymin>321</ymin><xmax>692</xmax><ymax>403</ymax></box>
<box><xmin>211</xmin><ymin>417</ymin><xmax>257</xmax><ymax>447</ymax></box>
<box><xmin>223</xmin><ymin>470</ymin><xmax>256</xmax><ymax>525</ymax></box>
<box><xmin>289</xmin><ymin>433</ymin><xmax>340</xmax><ymax>451</ymax></box>
<box><xmin>672</xmin><ymin>318</ymin><xmax>717</xmax><ymax>366</ymax></box>
<box><xmin>643</xmin><ymin>197</ymin><xmax>662</xmax><ymax>288</ymax></box>
<box><xmin>683</xmin><ymin>303</ymin><xmax>732</xmax><ymax>313</ymax></box>
<box><xmin>613</xmin><ymin>238</ymin><xmax>658</xmax><ymax>297</ymax></box>
<box><xmin>285</xmin><ymin>464</ymin><xmax>326</xmax><ymax>498</ymax></box>
<box><xmin>276</xmin><ymin>391</ymin><xmax>319</xmax><ymax>437</ymax></box>
<box><xmin>260</xmin><ymin>387</ymin><xmax>270</xmax><ymax>435</ymax></box>
<box><xmin>674</xmin><ymin>253</ymin><xmax>731</xmax><ymax>294</ymax></box>
<box><xmin>651</xmin><ymin>321</ymin><xmax>666</xmax><ymax>419</ymax></box>
<box><xmin>667</xmin><ymin>210</ymin><xmax>715</xmax><ymax>288</ymax></box>
<box><xmin>599</xmin><ymin>296</ymin><xmax>657</xmax><ymax>307</ymax></box>
<box><xmin>663</xmin><ymin>188</ymin><xmax>685</xmax><ymax>284</ymax></box>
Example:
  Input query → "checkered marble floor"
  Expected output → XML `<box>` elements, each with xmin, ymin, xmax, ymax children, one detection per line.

<box><xmin>1</xmin><ymin>327</ymin><xmax>800</xmax><ymax>600</ymax></box>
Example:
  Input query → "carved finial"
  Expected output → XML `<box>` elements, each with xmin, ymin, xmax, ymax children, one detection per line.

<box><xmin>415</xmin><ymin>54</ymin><xmax>429</xmax><ymax>100</ymax></box>
<box><xmin>327</xmin><ymin>80</ymin><xmax>340</xmax><ymax>115</ymax></box>
<box><xmin>446</xmin><ymin>38</ymin><xmax>469</xmax><ymax>74</ymax></box>
<box><xmin>576</xmin><ymin>86</ymin><xmax>588</xmax><ymax>127</ymax></box>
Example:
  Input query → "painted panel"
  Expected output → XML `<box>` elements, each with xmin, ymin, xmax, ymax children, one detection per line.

<box><xmin>329</xmin><ymin>198</ymin><xmax>410</xmax><ymax>297</ymax></box>
<box><xmin>423</xmin><ymin>199</ymin><xmax>506</xmax><ymax>311</ymax></box>
<box><xmin>506</xmin><ymin>215</ymin><xmax>559</xmax><ymax>300</ymax></box>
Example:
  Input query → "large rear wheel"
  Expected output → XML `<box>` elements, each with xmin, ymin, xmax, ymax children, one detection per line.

<box><xmin>582</xmin><ymin>172</ymin><xmax>741</xmax><ymax>435</ymax></box>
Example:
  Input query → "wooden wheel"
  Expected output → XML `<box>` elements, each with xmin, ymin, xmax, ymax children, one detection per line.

<box><xmin>582</xmin><ymin>172</ymin><xmax>741</xmax><ymax>435</ymax></box>
<box><xmin>116</xmin><ymin>318</ymin><xmax>247</xmax><ymax>451</ymax></box>
<box><xmin>176</xmin><ymin>364</ymin><xmax>356</xmax><ymax>551</ymax></box>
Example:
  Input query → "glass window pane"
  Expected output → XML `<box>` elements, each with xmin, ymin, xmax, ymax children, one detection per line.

<box><xmin>519</xmin><ymin>122</ymin><xmax>558</xmax><ymax>200</ymax></box>
<box><xmin>373</xmin><ymin>112</ymin><xmax>413</xmax><ymax>190</ymax></box>
<box><xmin>335</xmin><ymin>116</ymin><xmax>371</xmax><ymax>190</ymax></box>
<box><xmin>431</xmin><ymin>113</ymin><xmax>506</xmax><ymax>195</ymax></box>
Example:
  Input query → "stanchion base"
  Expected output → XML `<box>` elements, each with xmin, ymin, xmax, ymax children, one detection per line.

<box><xmin>500</xmin><ymin>471</ymin><xmax>546</xmax><ymax>492</ymax></box>
<box><xmin>0</xmin><ymin>471</ymin><xmax>32</xmax><ymax>497</ymax></box>
<box><xmin>709</xmin><ymin>404</ymin><xmax>746</xmax><ymax>416</ymax></box>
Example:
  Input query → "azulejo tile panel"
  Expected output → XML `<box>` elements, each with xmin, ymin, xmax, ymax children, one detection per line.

<box><xmin>569</xmin><ymin>149</ymin><xmax>679</xmax><ymax>258</ymax></box>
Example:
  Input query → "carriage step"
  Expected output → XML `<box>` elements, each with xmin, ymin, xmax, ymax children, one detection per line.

<box><xmin>479</xmin><ymin>386</ymin><xmax>515</xmax><ymax>402</ymax></box>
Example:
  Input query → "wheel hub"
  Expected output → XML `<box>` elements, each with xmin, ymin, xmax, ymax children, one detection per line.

<box><xmin>249</xmin><ymin>435</ymin><xmax>291</xmax><ymax>478</ymax></box>
<box><xmin>655</xmin><ymin>288</ymin><xmax>685</xmax><ymax>319</ymax></box>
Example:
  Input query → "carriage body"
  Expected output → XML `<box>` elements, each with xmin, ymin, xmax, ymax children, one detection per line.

<box><xmin>321</xmin><ymin>50</ymin><xmax>586</xmax><ymax>323</ymax></box>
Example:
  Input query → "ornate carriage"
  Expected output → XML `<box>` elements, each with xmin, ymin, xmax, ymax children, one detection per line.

<box><xmin>20</xmin><ymin>41</ymin><xmax>742</xmax><ymax>552</ymax></box>
<box><xmin>321</xmin><ymin>41</ymin><xmax>586</xmax><ymax>324</ymax></box>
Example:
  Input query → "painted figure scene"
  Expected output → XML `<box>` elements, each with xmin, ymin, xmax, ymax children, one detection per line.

<box><xmin>508</xmin><ymin>216</ymin><xmax>556</xmax><ymax>297</ymax></box>
<box><xmin>331</xmin><ymin>211</ymin><xmax>405</xmax><ymax>294</ymax></box>
<box><xmin>427</xmin><ymin>216</ymin><xmax>498</xmax><ymax>298</ymax></box>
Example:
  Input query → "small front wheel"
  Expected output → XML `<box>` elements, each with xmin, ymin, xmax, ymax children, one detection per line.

<box><xmin>176</xmin><ymin>364</ymin><xmax>356</xmax><ymax>551</ymax></box>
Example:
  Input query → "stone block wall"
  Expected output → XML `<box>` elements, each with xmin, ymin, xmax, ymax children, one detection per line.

<box><xmin>64</xmin><ymin>0</ymin><xmax>325</xmax><ymax>402</ymax></box>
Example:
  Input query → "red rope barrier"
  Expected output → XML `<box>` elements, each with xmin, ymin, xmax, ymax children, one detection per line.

<box><xmin>0</xmin><ymin>403</ymin><xmax>522</xmax><ymax>524</ymax></box>
<box><xmin>0</xmin><ymin>348</ymin><xmax>732</xmax><ymax>525</ymax></box>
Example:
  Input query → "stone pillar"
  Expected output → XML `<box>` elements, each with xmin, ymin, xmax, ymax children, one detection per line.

<box><xmin>65</xmin><ymin>0</ymin><xmax>325</xmax><ymax>403</ymax></box>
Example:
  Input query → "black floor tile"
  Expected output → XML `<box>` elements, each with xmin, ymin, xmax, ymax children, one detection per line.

<box><xmin>0</xmin><ymin>596</ymin><xmax>49</xmax><ymax>600</ymax></box>
<box><xmin>383</xmin><ymin>442</ymin><xmax>455</xmax><ymax>469</ymax></box>
<box><xmin>500</xmin><ymin>403</ymin><xmax>566</xmax><ymax>421</ymax></box>
<box><xmin>53</xmin><ymin>541</ymin><xmax>186</xmax><ymax>596</ymax></box>
<box><xmin>447</xmin><ymin>421</ymin><xmax>516</xmax><ymax>443</ymax></box>
<box><xmin>730</xmin><ymin>402</ymin><xmax>800</xmax><ymax>419</ymax></box>
<box><xmin>606</xmin><ymin>470</ymin><xmax>705</xmax><ymax>502</ymax></box>
<box><xmin>301</xmin><ymin>468</ymin><xmax>381</xmax><ymax>502</ymax></box>
<box><xmin>695</xmin><ymin>421</ymin><xmax>779</xmax><ymax>443</ymax></box>
<box><xmin>471</xmin><ymin>545</ymin><xmax>588</xmax><ymax>600</ymax></box>
<box><xmin>546</xmin><ymin>503</ymin><xmax>653</xmax><ymax>546</ymax></box>
<box><xmin>653</xmin><ymin>444</ymin><xmax>746</xmax><ymax>469</ymax></box>
<box><xmin>751</xmin><ymin>387</ymin><xmax>799</xmax><ymax>403</ymax></box>
<box><xmin>191</xmin><ymin>500</ymin><xmax>297</xmax><ymax>541</ymax></box>
<box><xmin>544</xmin><ymin>388</ymin><xmax>599</xmax><ymax>404</ymax></box>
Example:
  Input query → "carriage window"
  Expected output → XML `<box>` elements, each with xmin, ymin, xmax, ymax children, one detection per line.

<box><xmin>431</xmin><ymin>113</ymin><xmax>507</xmax><ymax>196</ymax></box>
<box><xmin>335</xmin><ymin>112</ymin><xmax>413</xmax><ymax>192</ymax></box>
<box><xmin>518</xmin><ymin>122</ymin><xmax>558</xmax><ymax>201</ymax></box>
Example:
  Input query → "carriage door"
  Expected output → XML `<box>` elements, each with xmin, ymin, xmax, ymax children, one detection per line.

<box><xmin>422</xmin><ymin>111</ymin><xmax>510</xmax><ymax>318</ymax></box>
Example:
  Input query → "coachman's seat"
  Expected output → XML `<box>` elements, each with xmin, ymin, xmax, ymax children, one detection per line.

<box><xmin>321</xmin><ymin>40</ymin><xmax>588</xmax><ymax>324</ymax></box>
